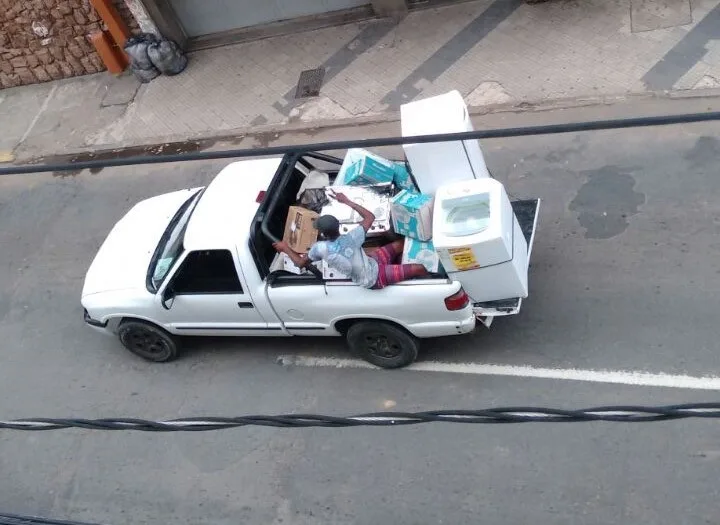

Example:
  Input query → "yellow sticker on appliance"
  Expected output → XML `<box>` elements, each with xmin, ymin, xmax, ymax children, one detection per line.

<box><xmin>448</xmin><ymin>247</ymin><xmax>480</xmax><ymax>270</ymax></box>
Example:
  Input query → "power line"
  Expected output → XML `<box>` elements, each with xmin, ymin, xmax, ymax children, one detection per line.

<box><xmin>0</xmin><ymin>513</ymin><xmax>105</xmax><ymax>525</ymax></box>
<box><xmin>2</xmin><ymin>403</ymin><xmax>720</xmax><ymax>431</ymax></box>
<box><xmin>2</xmin><ymin>111</ymin><xmax>720</xmax><ymax>176</ymax></box>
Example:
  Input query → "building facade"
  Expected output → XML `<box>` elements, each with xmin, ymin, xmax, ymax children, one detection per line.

<box><xmin>139</xmin><ymin>0</ymin><xmax>429</xmax><ymax>50</ymax></box>
<box><xmin>0</xmin><ymin>0</ymin><xmax>139</xmax><ymax>88</ymax></box>
<box><xmin>1</xmin><ymin>0</ymin><xmax>448</xmax><ymax>88</ymax></box>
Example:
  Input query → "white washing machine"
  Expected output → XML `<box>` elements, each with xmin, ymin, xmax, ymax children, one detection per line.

<box><xmin>401</xmin><ymin>90</ymin><xmax>490</xmax><ymax>196</ymax></box>
<box><xmin>433</xmin><ymin>178</ymin><xmax>528</xmax><ymax>302</ymax></box>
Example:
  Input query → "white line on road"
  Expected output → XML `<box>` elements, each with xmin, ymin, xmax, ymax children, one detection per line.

<box><xmin>278</xmin><ymin>355</ymin><xmax>720</xmax><ymax>391</ymax></box>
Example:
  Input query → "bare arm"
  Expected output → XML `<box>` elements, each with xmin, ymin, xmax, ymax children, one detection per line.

<box><xmin>273</xmin><ymin>241</ymin><xmax>310</xmax><ymax>268</ymax></box>
<box><xmin>329</xmin><ymin>190</ymin><xmax>375</xmax><ymax>232</ymax></box>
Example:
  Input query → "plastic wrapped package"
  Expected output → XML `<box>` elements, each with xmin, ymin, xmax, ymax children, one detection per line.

<box><xmin>402</xmin><ymin>238</ymin><xmax>442</xmax><ymax>273</ymax></box>
<box><xmin>335</xmin><ymin>148</ymin><xmax>395</xmax><ymax>186</ymax></box>
<box><xmin>390</xmin><ymin>190</ymin><xmax>434</xmax><ymax>241</ymax></box>
<box><xmin>393</xmin><ymin>161</ymin><xmax>417</xmax><ymax>192</ymax></box>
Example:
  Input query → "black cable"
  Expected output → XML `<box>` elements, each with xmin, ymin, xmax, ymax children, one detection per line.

<box><xmin>1</xmin><ymin>403</ymin><xmax>719</xmax><ymax>431</ymax></box>
<box><xmin>2</xmin><ymin>111</ymin><xmax>720</xmax><ymax>176</ymax></box>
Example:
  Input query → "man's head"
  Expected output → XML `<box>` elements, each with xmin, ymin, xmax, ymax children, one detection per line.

<box><xmin>315</xmin><ymin>215</ymin><xmax>341</xmax><ymax>240</ymax></box>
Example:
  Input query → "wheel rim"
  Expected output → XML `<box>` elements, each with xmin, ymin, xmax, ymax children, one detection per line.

<box><xmin>126</xmin><ymin>329</ymin><xmax>169</xmax><ymax>358</ymax></box>
<box><xmin>364</xmin><ymin>333</ymin><xmax>403</xmax><ymax>359</ymax></box>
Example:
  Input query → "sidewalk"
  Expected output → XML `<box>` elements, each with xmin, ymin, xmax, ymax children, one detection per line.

<box><xmin>4</xmin><ymin>0</ymin><xmax>720</xmax><ymax>162</ymax></box>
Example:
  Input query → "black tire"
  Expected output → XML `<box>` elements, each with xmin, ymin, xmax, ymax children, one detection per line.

<box><xmin>118</xmin><ymin>320</ymin><xmax>179</xmax><ymax>362</ymax></box>
<box><xmin>346</xmin><ymin>321</ymin><xmax>419</xmax><ymax>369</ymax></box>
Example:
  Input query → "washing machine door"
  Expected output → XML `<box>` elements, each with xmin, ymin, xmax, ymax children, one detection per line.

<box><xmin>439</xmin><ymin>192</ymin><xmax>491</xmax><ymax>237</ymax></box>
<box><xmin>433</xmin><ymin>178</ymin><xmax>514</xmax><ymax>270</ymax></box>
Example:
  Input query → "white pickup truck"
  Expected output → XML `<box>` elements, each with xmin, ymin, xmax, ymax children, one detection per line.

<box><xmin>81</xmin><ymin>151</ymin><xmax>539</xmax><ymax>368</ymax></box>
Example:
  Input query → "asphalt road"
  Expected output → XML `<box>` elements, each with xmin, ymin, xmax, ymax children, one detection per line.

<box><xmin>2</xmin><ymin>108</ymin><xmax>720</xmax><ymax>524</ymax></box>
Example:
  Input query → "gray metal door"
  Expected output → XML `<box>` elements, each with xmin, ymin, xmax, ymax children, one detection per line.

<box><xmin>170</xmin><ymin>0</ymin><xmax>370</xmax><ymax>37</ymax></box>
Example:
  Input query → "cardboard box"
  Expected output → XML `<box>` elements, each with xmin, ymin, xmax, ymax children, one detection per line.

<box><xmin>393</xmin><ymin>162</ymin><xmax>417</xmax><ymax>192</ymax></box>
<box><xmin>340</xmin><ymin>150</ymin><xmax>395</xmax><ymax>186</ymax></box>
<box><xmin>283</xmin><ymin>206</ymin><xmax>319</xmax><ymax>253</ymax></box>
<box><xmin>345</xmin><ymin>157</ymin><xmax>395</xmax><ymax>186</ymax></box>
<box><xmin>402</xmin><ymin>238</ymin><xmax>442</xmax><ymax>273</ymax></box>
<box><xmin>336</xmin><ymin>149</ymin><xmax>395</xmax><ymax>186</ymax></box>
<box><xmin>335</xmin><ymin>148</ymin><xmax>363</xmax><ymax>186</ymax></box>
<box><xmin>391</xmin><ymin>190</ymin><xmax>434</xmax><ymax>241</ymax></box>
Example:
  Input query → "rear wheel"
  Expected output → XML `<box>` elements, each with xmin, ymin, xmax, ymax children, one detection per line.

<box><xmin>118</xmin><ymin>320</ymin><xmax>179</xmax><ymax>362</ymax></box>
<box><xmin>346</xmin><ymin>321</ymin><xmax>419</xmax><ymax>369</ymax></box>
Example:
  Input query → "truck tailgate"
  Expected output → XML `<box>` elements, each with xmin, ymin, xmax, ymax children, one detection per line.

<box><xmin>472</xmin><ymin>198</ymin><xmax>540</xmax><ymax>321</ymax></box>
<box><xmin>513</xmin><ymin>198</ymin><xmax>541</xmax><ymax>264</ymax></box>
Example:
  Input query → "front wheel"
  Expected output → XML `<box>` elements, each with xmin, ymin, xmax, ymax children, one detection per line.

<box><xmin>346</xmin><ymin>321</ymin><xmax>419</xmax><ymax>369</ymax></box>
<box><xmin>118</xmin><ymin>320</ymin><xmax>179</xmax><ymax>362</ymax></box>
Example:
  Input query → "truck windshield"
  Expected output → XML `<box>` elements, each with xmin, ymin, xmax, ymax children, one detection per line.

<box><xmin>148</xmin><ymin>189</ymin><xmax>204</xmax><ymax>291</ymax></box>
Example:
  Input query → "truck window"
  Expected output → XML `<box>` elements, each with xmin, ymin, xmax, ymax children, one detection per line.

<box><xmin>172</xmin><ymin>250</ymin><xmax>243</xmax><ymax>294</ymax></box>
<box><xmin>149</xmin><ymin>188</ymin><xmax>204</xmax><ymax>291</ymax></box>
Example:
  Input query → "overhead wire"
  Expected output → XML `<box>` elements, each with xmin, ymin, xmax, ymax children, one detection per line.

<box><xmin>1</xmin><ymin>403</ymin><xmax>720</xmax><ymax>431</ymax></box>
<box><xmin>2</xmin><ymin>111</ymin><xmax>720</xmax><ymax>176</ymax></box>
<box><xmin>0</xmin><ymin>513</ymin><xmax>105</xmax><ymax>525</ymax></box>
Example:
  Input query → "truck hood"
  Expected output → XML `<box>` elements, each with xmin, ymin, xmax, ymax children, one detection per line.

<box><xmin>82</xmin><ymin>188</ymin><xmax>201</xmax><ymax>297</ymax></box>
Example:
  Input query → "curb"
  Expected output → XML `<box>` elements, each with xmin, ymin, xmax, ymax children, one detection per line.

<box><xmin>11</xmin><ymin>86</ymin><xmax>720</xmax><ymax>167</ymax></box>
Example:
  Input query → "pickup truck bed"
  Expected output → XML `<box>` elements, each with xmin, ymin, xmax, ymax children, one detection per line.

<box><xmin>247</xmin><ymin>153</ymin><xmax>475</xmax><ymax>340</ymax></box>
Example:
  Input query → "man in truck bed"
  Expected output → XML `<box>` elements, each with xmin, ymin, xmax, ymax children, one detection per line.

<box><xmin>273</xmin><ymin>190</ymin><xmax>429</xmax><ymax>289</ymax></box>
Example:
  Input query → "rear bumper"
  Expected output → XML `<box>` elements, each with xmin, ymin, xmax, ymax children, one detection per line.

<box><xmin>473</xmin><ymin>297</ymin><xmax>522</xmax><ymax>317</ymax></box>
<box><xmin>407</xmin><ymin>310</ymin><xmax>476</xmax><ymax>338</ymax></box>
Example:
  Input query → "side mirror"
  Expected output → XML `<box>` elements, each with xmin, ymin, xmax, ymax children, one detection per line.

<box><xmin>161</xmin><ymin>287</ymin><xmax>176</xmax><ymax>310</ymax></box>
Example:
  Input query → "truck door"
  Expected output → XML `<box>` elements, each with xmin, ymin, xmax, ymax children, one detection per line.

<box><xmin>157</xmin><ymin>249</ymin><xmax>271</xmax><ymax>336</ymax></box>
<box><xmin>265</xmin><ymin>274</ymin><xmax>333</xmax><ymax>334</ymax></box>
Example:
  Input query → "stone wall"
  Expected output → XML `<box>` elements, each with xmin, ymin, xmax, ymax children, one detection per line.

<box><xmin>112</xmin><ymin>0</ymin><xmax>140</xmax><ymax>34</ymax></box>
<box><xmin>0</xmin><ymin>0</ymin><xmax>139</xmax><ymax>89</ymax></box>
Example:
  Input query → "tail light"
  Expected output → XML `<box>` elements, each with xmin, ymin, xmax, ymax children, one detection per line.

<box><xmin>444</xmin><ymin>288</ymin><xmax>470</xmax><ymax>311</ymax></box>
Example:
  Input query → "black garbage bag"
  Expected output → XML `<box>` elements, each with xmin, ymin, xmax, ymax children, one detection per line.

<box><xmin>124</xmin><ymin>33</ymin><xmax>159</xmax><ymax>83</ymax></box>
<box><xmin>147</xmin><ymin>39</ymin><xmax>188</xmax><ymax>76</ymax></box>
<box><xmin>130</xmin><ymin>66</ymin><xmax>159</xmax><ymax>83</ymax></box>
<box><xmin>298</xmin><ymin>188</ymin><xmax>329</xmax><ymax>214</ymax></box>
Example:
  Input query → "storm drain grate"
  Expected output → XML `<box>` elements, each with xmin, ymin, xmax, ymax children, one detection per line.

<box><xmin>295</xmin><ymin>67</ymin><xmax>325</xmax><ymax>99</ymax></box>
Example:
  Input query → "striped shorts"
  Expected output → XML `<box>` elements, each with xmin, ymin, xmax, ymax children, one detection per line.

<box><xmin>369</xmin><ymin>243</ymin><xmax>414</xmax><ymax>290</ymax></box>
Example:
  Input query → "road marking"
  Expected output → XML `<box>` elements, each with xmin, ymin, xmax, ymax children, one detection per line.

<box><xmin>277</xmin><ymin>355</ymin><xmax>720</xmax><ymax>391</ymax></box>
<box><xmin>19</xmin><ymin>84</ymin><xmax>57</xmax><ymax>145</ymax></box>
